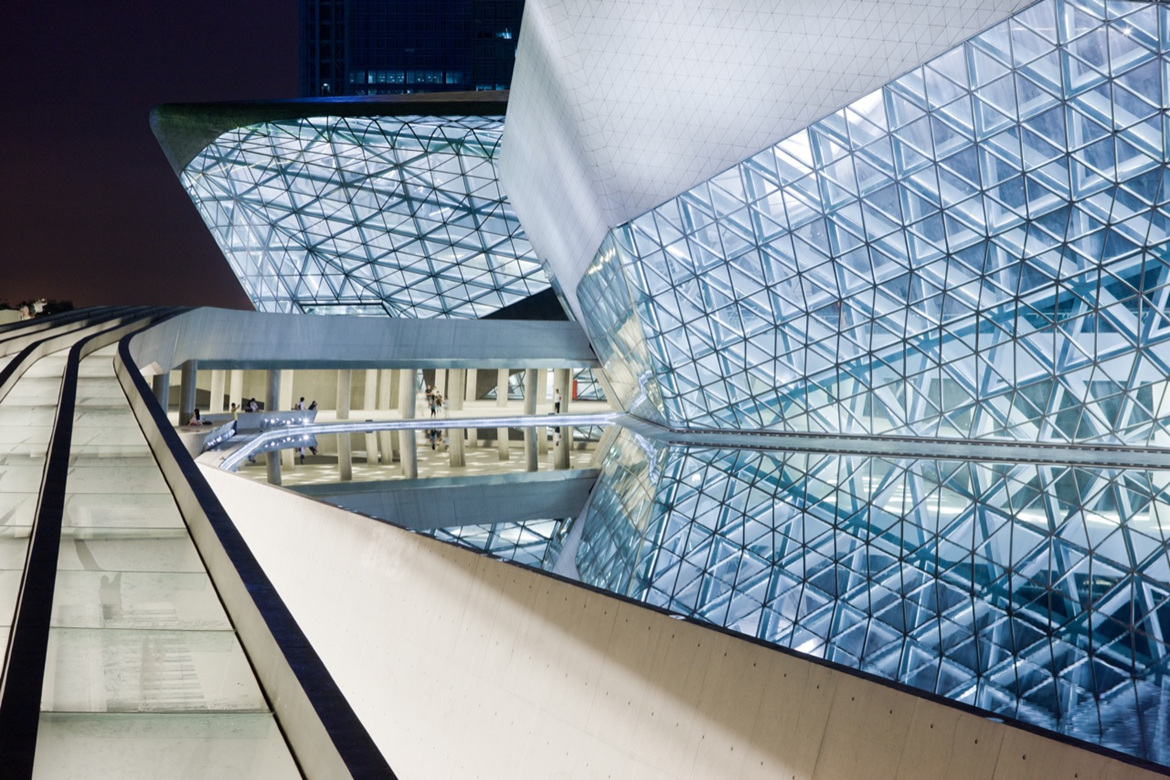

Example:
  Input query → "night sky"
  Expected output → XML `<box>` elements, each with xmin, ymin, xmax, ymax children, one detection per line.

<box><xmin>1</xmin><ymin>1</ymin><xmax>298</xmax><ymax>310</ymax></box>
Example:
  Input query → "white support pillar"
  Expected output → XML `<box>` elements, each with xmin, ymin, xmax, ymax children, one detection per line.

<box><xmin>398</xmin><ymin>369</ymin><xmax>417</xmax><ymax>479</ymax></box>
<box><xmin>178</xmin><ymin>361</ymin><xmax>198</xmax><ymax>426</ymax></box>
<box><xmin>265</xmin><ymin>369</ymin><xmax>281</xmax><ymax>484</ymax></box>
<box><xmin>229</xmin><ymin>370</ymin><xmax>244</xmax><ymax>412</ymax></box>
<box><xmin>536</xmin><ymin>368</ymin><xmax>549</xmax><ymax>456</ymax></box>
<box><xmin>496</xmin><ymin>368</ymin><xmax>510</xmax><ymax>461</ymax></box>
<box><xmin>523</xmin><ymin>369</ymin><xmax>538</xmax><ymax>472</ymax></box>
<box><xmin>280</xmin><ymin>370</ymin><xmax>295</xmax><ymax>469</ymax></box>
<box><xmin>363</xmin><ymin>369</ymin><xmax>378</xmax><ymax>465</ymax></box>
<box><xmin>209</xmin><ymin>370</ymin><xmax>225</xmax><ymax>413</ymax></box>
<box><xmin>152</xmin><ymin>373</ymin><xmax>170</xmax><ymax>416</ymax></box>
<box><xmin>363</xmin><ymin>369</ymin><xmax>378</xmax><ymax>411</ymax></box>
<box><xmin>266</xmin><ymin>450</ymin><xmax>282</xmax><ymax>486</ymax></box>
<box><xmin>465</xmin><ymin>368</ymin><xmax>478</xmax><ymax>447</ymax></box>
<box><xmin>379</xmin><ymin>369</ymin><xmax>396</xmax><ymax>464</ymax></box>
<box><xmin>337</xmin><ymin>369</ymin><xmax>352</xmax><ymax>481</ymax></box>
<box><xmin>265</xmin><ymin>369</ymin><xmax>281</xmax><ymax>412</ymax></box>
<box><xmin>555</xmin><ymin>368</ymin><xmax>571</xmax><ymax>470</ymax></box>
<box><xmin>448</xmin><ymin>370</ymin><xmax>466</xmax><ymax>468</ymax></box>
<box><xmin>336</xmin><ymin>369</ymin><xmax>351</xmax><ymax>420</ymax></box>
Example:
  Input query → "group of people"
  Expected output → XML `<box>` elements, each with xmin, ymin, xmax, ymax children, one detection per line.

<box><xmin>291</xmin><ymin>398</ymin><xmax>321</xmax><ymax>462</ymax></box>
<box><xmin>425</xmin><ymin>385</ymin><xmax>446</xmax><ymax>418</ymax></box>
<box><xmin>190</xmin><ymin>397</ymin><xmax>258</xmax><ymax>426</ymax></box>
<box><xmin>425</xmin><ymin>428</ymin><xmax>446</xmax><ymax>450</ymax></box>
<box><xmin>189</xmin><ymin>395</ymin><xmax>317</xmax><ymax>427</ymax></box>
<box><xmin>190</xmin><ymin>380</ymin><xmax>569</xmax><ymax>457</ymax></box>
<box><xmin>292</xmin><ymin>397</ymin><xmax>319</xmax><ymax>412</ymax></box>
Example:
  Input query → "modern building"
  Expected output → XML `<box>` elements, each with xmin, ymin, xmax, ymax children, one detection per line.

<box><xmin>301</xmin><ymin>0</ymin><xmax>523</xmax><ymax>97</ymax></box>
<box><xmin>6</xmin><ymin>0</ymin><xmax>1170</xmax><ymax>776</ymax></box>
<box><xmin>153</xmin><ymin>92</ymin><xmax>545</xmax><ymax>319</ymax></box>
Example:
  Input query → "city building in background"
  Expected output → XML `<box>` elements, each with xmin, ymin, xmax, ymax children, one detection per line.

<box><xmin>300</xmin><ymin>0</ymin><xmax>523</xmax><ymax>97</ymax></box>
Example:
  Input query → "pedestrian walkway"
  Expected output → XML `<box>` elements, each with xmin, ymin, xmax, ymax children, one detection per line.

<box><xmin>0</xmin><ymin>314</ymin><xmax>301</xmax><ymax>778</ymax></box>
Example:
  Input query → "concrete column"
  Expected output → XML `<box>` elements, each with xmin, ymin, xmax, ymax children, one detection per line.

<box><xmin>536</xmin><ymin>368</ymin><xmax>549</xmax><ymax>456</ymax></box>
<box><xmin>266</xmin><ymin>451</ymin><xmax>282</xmax><ymax>485</ymax></box>
<box><xmin>448</xmin><ymin>370</ymin><xmax>466</xmax><ymax>468</ymax></box>
<box><xmin>209</xmin><ymin>370</ymin><xmax>226</xmax><ymax>413</ymax></box>
<box><xmin>496</xmin><ymin>368</ymin><xmax>510</xmax><ymax>461</ymax></box>
<box><xmin>523</xmin><ymin>370</ymin><xmax>538</xmax><ymax>414</ymax></box>
<box><xmin>363</xmin><ymin>369</ymin><xmax>378</xmax><ymax>465</ymax></box>
<box><xmin>337</xmin><ymin>370</ymin><xmax>352</xmax><ymax>481</ymax></box>
<box><xmin>336</xmin><ymin>369</ymin><xmax>352</xmax><ymax>419</ymax></box>
<box><xmin>280</xmin><ymin>370</ymin><xmax>295</xmax><ymax>469</ymax></box>
<box><xmin>555</xmin><ymin>368</ymin><xmax>571</xmax><ymax>470</ymax></box>
<box><xmin>397</xmin><ymin>369</ymin><xmax>413</xmax><ymax>416</ymax></box>
<box><xmin>152</xmin><ymin>373</ymin><xmax>170</xmax><ymax>416</ymax></box>
<box><xmin>179</xmin><ymin>361</ymin><xmax>198</xmax><ymax>426</ymax></box>
<box><xmin>264</xmin><ymin>368</ymin><xmax>282</xmax><ymax>485</ymax></box>
<box><xmin>362</xmin><ymin>369</ymin><xmax>378</xmax><ymax>410</ymax></box>
<box><xmin>379</xmin><ymin>369</ymin><xmax>397</xmax><ymax>463</ymax></box>
<box><xmin>523</xmin><ymin>369</ymin><xmax>538</xmax><ymax>472</ymax></box>
<box><xmin>280</xmin><ymin>370</ymin><xmax>295</xmax><ymax>412</ymax></box>
<box><xmin>398</xmin><ymin>369</ymin><xmax>417</xmax><ymax>479</ymax></box>
<box><xmin>554</xmin><ymin>368</ymin><xmax>571</xmax><ymax>414</ymax></box>
<box><xmin>465</xmin><ymin>368</ymin><xmax>478</xmax><ymax>448</ymax></box>
<box><xmin>229</xmin><ymin>370</ymin><xmax>244</xmax><ymax>412</ymax></box>
<box><xmin>265</xmin><ymin>369</ymin><xmax>281</xmax><ymax>412</ymax></box>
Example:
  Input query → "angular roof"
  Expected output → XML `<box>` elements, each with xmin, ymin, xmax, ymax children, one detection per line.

<box><xmin>151</xmin><ymin>91</ymin><xmax>509</xmax><ymax>174</ymax></box>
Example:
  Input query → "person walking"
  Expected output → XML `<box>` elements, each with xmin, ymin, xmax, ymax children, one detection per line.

<box><xmin>554</xmin><ymin>388</ymin><xmax>562</xmax><ymax>413</ymax></box>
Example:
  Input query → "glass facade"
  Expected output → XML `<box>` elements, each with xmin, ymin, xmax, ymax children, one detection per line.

<box><xmin>167</xmin><ymin>0</ymin><xmax>1170</xmax><ymax>767</ymax></box>
<box><xmin>577</xmin><ymin>234</ymin><xmax>668</xmax><ymax>425</ymax></box>
<box><xmin>571</xmin><ymin>430</ymin><xmax>1170</xmax><ymax>766</ymax></box>
<box><xmin>423</xmin><ymin>517</ymin><xmax>565</xmax><ymax>568</ymax></box>
<box><xmin>580</xmin><ymin>0</ymin><xmax>1170</xmax><ymax>444</ymax></box>
<box><xmin>182</xmin><ymin>115</ymin><xmax>548</xmax><ymax>318</ymax></box>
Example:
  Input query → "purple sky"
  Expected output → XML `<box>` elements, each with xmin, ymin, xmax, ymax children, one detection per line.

<box><xmin>1</xmin><ymin>0</ymin><xmax>298</xmax><ymax>309</ymax></box>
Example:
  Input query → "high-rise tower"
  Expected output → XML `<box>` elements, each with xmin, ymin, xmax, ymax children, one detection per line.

<box><xmin>300</xmin><ymin>0</ymin><xmax>523</xmax><ymax>97</ymax></box>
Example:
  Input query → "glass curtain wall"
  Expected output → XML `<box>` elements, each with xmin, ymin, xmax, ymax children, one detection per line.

<box><xmin>581</xmin><ymin>0</ymin><xmax>1170</xmax><ymax>445</ymax></box>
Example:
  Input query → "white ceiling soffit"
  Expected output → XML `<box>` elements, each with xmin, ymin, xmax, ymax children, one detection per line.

<box><xmin>499</xmin><ymin>0</ymin><xmax>1035</xmax><ymax>320</ymax></box>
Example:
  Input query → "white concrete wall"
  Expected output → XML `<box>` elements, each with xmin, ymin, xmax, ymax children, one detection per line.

<box><xmin>500</xmin><ymin>0</ymin><xmax>1032</xmax><ymax>321</ymax></box>
<box><xmin>203</xmin><ymin>467</ymin><xmax>1163</xmax><ymax>780</ymax></box>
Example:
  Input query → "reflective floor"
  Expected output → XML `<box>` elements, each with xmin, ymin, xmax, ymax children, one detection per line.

<box><xmin>232</xmin><ymin>428</ymin><xmax>605</xmax><ymax>486</ymax></box>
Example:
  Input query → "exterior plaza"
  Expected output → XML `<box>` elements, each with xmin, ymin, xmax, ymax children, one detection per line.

<box><xmin>2</xmin><ymin>0</ymin><xmax>1170</xmax><ymax>777</ymax></box>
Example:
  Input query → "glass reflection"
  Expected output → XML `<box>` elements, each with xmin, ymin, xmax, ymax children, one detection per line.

<box><xmin>423</xmin><ymin>518</ymin><xmax>567</xmax><ymax>569</ymax></box>
<box><xmin>573</xmin><ymin>430</ymin><xmax>1170</xmax><ymax>766</ymax></box>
